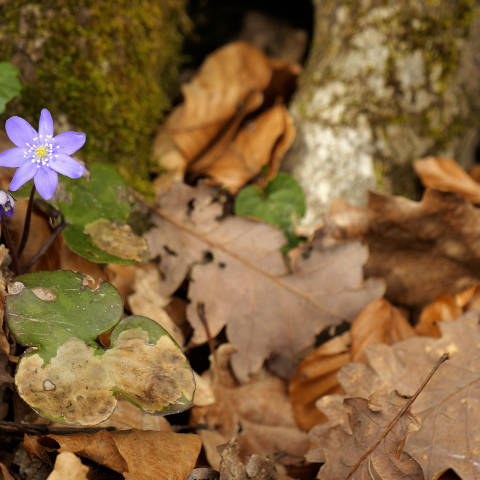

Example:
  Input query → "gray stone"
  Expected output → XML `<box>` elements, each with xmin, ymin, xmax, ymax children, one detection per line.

<box><xmin>282</xmin><ymin>0</ymin><xmax>480</xmax><ymax>223</ymax></box>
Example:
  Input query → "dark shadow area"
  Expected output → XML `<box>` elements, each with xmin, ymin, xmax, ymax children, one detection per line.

<box><xmin>183</xmin><ymin>0</ymin><xmax>314</xmax><ymax>70</ymax></box>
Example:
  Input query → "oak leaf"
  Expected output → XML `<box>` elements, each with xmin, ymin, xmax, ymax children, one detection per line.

<box><xmin>308</xmin><ymin>390</ymin><xmax>425</xmax><ymax>479</ymax></box>
<box><xmin>145</xmin><ymin>183</ymin><xmax>385</xmax><ymax>382</ymax></box>
<box><xmin>326</xmin><ymin>189</ymin><xmax>480</xmax><ymax>307</ymax></box>
<box><xmin>311</xmin><ymin>312</ymin><xmax>480</xmax><ymax>479</ymax></box>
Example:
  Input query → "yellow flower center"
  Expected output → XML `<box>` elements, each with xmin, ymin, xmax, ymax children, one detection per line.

<box><xmin>35</xmin><ymin>146</ymin><xmax>48</xmax><ymax>158</ymax></box>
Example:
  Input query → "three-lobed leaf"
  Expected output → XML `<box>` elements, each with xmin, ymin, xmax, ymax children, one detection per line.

<box><xmin>17</xmin><ymin>163</ymin><xmax>150</xmax><ymax>264</ymax></box>
<box><xmin>235</xmin><ymin>173</ymin><xmax>306</xmax><ymax>248</ymax></box>
<box><xmin>6</xmin><ymin>271</ymin><xmax>195</xmax><ymax>425</ymax></box>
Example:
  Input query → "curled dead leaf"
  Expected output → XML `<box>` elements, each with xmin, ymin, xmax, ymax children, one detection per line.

<box><xmin>40</xmin><ymin>429</ymin><xmax>202</xmax><ymax>480</ymax></box>
<box><xmin>289</xmin><ymin>299</ymin><xmax>415</xmax><ymax>431</ymax></box>
<box><xmin>153</xmin><ymin>42</ymin><xmax>299</xmax><ymax>194</ymax></box>
<box><xmin>326</xmin><ymin>189</ymin><xmax>480</xmax><ymax>307</ymax></box>
<box><xmin>414</xmin><ymin>157</ymin><xmax>480</xmax><ymax>203</ymax></box>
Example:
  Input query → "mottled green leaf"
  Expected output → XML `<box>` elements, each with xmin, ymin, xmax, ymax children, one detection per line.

<box><xmin>235</xmin><ymin>173</ymin><xmax>305</xmax><ymax>248</ymax></box>
<box><xmin>6</xmin><ymin>270</ymin><xmax>122</xmax><ymax>364</ymax></box>
<box><xmin>17</xmin><ymin>163</ymin><xmax>149</xmax><ymax>264</ymax></box>
<box><xmin>0</xmin><ymin>62</ymin><xmax>21</xmax><ymax>114</ymax></box>
<box><xmin>6</xmin><ymin>271</ymin><xmax>195</xmax><ymax>425</ymax></box>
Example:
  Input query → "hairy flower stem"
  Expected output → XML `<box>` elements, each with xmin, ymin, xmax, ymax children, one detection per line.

<box><xmin>1</xmin><ymin>215</ymin><xmax>19</xmax><ymax>276</ymax></box>
<box><xmin>20</xmin><ymin>220</ymin><xmax>67</xmax><ymax>274</ymax></box>
<box><xmin>17</xmin><ymin>184</ymin><xmax>36</xmax><ymax>258</ymax></box>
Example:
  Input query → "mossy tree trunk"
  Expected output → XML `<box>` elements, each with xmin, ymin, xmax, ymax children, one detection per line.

<box><xmin>282</xmin><ymin>0</ymin><xmax>480</xmax><ymax>223</ymax></box>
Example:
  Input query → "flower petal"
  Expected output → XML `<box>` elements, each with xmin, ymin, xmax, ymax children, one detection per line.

<box><xmin>0</xmin><ymin>147</ymin><xmax>28</xmax><ymax>167</ymax></box>
<box><xmin>5</xmin><ymin>117</ymin><xmax>37</xmax><ymax>148</ymax></box>
<box><xmin>38</xmin><ymin>109</ymin><xmax>54</xmax><ymax>139</ymax></box>
<box><xmin>0</xmin><ymin>192</ymin><xmax>15</xmax><ymax>218</ymax></box>
<box><xmin>49</xmin><ymin>154</ymin><xmax>85</xmax><ymax>178</ymax></box>
<box><xmin>1</xmin><ymin>207</ymin><xmax>14</xmax><ymax>218</ymax></box>
<box><xmin>34</xmin><ymin>165</ymin><xmax>58</xmax><ymax>200</ymax></box>
<box><xmin>9</xmin><ymin>160</ymin><xmax>38</xmax><ymax>191</ymax></box>
<box><xmin>53</xmin><ymin>131</ymin><xmax>86</xmax><ymax>155</ymax></box>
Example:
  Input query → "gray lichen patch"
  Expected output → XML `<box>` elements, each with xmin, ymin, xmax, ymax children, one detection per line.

<box><xmin>84</xmin><ymin>219</ymin><xmax>150</xmax><ymax>263</ymax></box>
<box><xmin>105</xmin><ymin>329</ymin><xmax>195</xmax><ymax>414</ymax></box>
<box><xmin>15</xmin><ymin>337</ymin><xmax>116</xmax><ymax>425</ymax></box>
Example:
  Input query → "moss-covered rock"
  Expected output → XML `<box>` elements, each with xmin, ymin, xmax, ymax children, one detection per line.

<box><xmin>282</xmin><ymin>0</ymin><xmax>480</xmax><ymax>222</ymax></box>
<box><xmin>0</xmin><ymin>0</ymin><xmax>188</xmax><ymax>194</ymax></box>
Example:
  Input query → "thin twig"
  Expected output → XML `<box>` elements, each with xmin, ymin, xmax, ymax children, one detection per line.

<box><xmin>2</xmin><ymin>216</ymin><xmax>19</xmax><ymax>276</ymax></box>
<box><xmin>346</xmin><ymin>352</ymin><xmax>450</xmax><ymax>479</ymax></box>
<box><xmin>0</xmin><ymin>420</ymin><xmax>116</xmax><ymax>437</ymax></box>
<box><xmin>20</xmin><ymin>221</ymin><xmax>68</xmax><ymax>274</ymax></box>
<box><xmin>17</xmin><ymin>184</ymin><xmax>36</xmax><ymax>258</ymax></box>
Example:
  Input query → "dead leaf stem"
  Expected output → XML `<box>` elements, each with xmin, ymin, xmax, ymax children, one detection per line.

<box><xmin>130</xmin><ymin>189</ymin><xmax>350</xmax><ymax>322</ymax></box>
<box><xmin>346</xmin><ymin>352</ymin><xmax>450</xmax><ymax>479</ymax></box>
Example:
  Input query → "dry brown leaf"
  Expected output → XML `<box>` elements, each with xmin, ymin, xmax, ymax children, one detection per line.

<box><xmin>46</xmin><ymin>452</ymin><xmax>88</xmax><ymax>480</ymax></box>
<box><xmin>289</xmin><ymin>299</ymin><xmax>415</xmax><ymax>431</ymax></box>
<box><xmin>153</xmin><ymin>42</ymin><xmax>298</xmax><ymax>194</ymax></box>
<box><xmin>289</xmin><ymin>332</ymin><xmax>351</xmax><ymax>431</ymax></box>
<box><xmin>202</xmin><ymin>104</ymin><xmax>295</xmax><ymax>193</ymax></box>
<box><xmin>99</xmin><ymin>397</ymin><xmax>173</xmax><ymax>431</ymax></box>
<box><xmin>145</xmin><ymin>183</ymin><xmax>384</xmax><ymax>382</ymax></box>
<box><xmin>414</xmin><ymin>157</ymin><xmax>480</xmax><ymax>203</ymax></box>
<box><xmin>40</xmin><ymin>429</ymin><xmax>202</xmax><ymax>480</ymax></box>
<box><xmin>0</xmin><ymin>461</ymin><xmax>14</xmax><ymax>480</ymax></box>
<box><xmin>127</xmin><ymin>264</ymin><xmax>184</xmax><ymax>346</ymax></box>
<box><xmin>350</xmin><ymin>298</ymin><xmax>416</xmax><ymax>363</ymax></box>
<box><xmin>311</xmin><ymin>312</ymin><xmax>480</xmax><ymax>480</ymax></box>
<box><xmin>307</xmin><ymin>389</ymin><xmax>425</xmax><ymax>479</ymax></box>
<box><xmin>416</xmin><ymin>294</ymin><xmax>463</xmax><ymax>337</ymax></box>
<box><xmin>217</xmin><ymin>438</ymin><xmax>276</xmax><ymax>480</ymax></box>
<box><xmin>326</xmin><ymin>189</ymin><xmax>480</xmax><ymax>307</ymax></box>
<box><xmin>24</xmin><ymin>434</ymin><xmax>51</xmax><ymax>465</ymax></box>
<box><xmin>0</xmin><ymin>273</ymin><xmax>12</xmax><ymax>385</ymax></box>
<box><xmin>190</xmin><ymin>344</ymin><xmax>309</xmax><ymax>472</ymax></box>
<box><xmin>193</xmin><ymin>371</ymin><xmax>216</xmax><ymax>407</ymax></box>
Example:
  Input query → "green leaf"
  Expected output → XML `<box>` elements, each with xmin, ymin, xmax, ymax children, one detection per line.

<box><xmin>16</xmin><ymin>163</ymin><xmax>149</xmax><ymax>264</ymax></box>
<box><xmin>6</xmin><ymin>271</ymin><xmax>195</xmax><ymax>425</ymax></box>
<box><xmin>234</xmin><ymin>173</ymin><xmax>306</xmax><ymax>248</ymax></box>
<box><xmin>6</xmin><ymin>270</ymin><xmax>122</xmax><ymax>364</ymax></box>
<box><xmin>0</xmin><ymin>62</ymin><xmax>21</xmax><ymax>114</ymax></box>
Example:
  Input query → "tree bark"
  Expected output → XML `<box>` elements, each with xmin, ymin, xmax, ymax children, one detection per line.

<box><xmin>282</xmin><ymin>0</ymin><xmax>480</xmax><ymax>222</ymax></box>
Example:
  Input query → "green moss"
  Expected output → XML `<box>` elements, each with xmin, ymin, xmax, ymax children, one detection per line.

<box><xmin>0</xmin><ymin>0</ymin><xmax>188</xmax><ymax>195</ymax></box>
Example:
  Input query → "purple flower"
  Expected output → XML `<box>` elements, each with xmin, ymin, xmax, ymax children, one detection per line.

<box><xmin>0</xmin><ymin>190</ymin><xmax>14</xmax><ymax>218</ymax></box>
<box><xmin>0</xmin><ymin>109</ymin><xmax>86</xmax><ymax>200</ymax></box>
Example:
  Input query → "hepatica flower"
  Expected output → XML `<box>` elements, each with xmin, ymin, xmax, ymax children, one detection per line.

<box><xmin>0</xmin><ymin>109</ymin><xmax>85</xmax><ymax>200</ymax></box>
<box><xmin>0</xmin><ymin>190</ymin><xmax>14</xmax><ymax>218</ymax></box>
